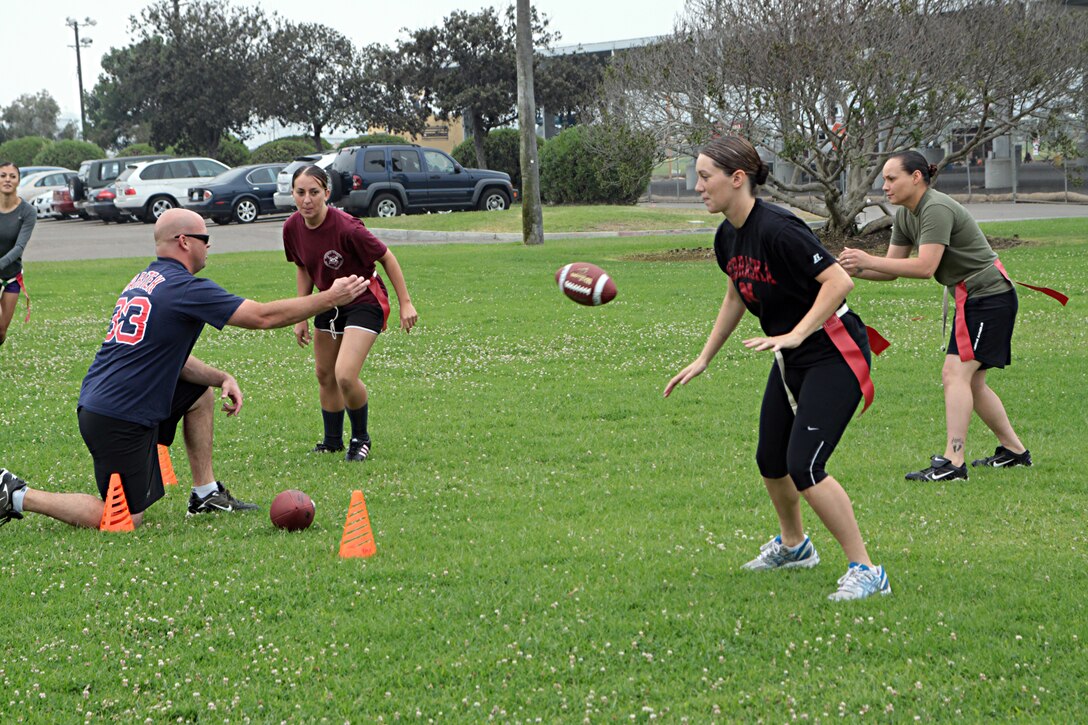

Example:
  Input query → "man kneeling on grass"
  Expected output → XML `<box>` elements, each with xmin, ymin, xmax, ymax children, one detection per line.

<box><xmin>0</xmin><ymin>209</ymin><xmax>366</xmax><ymax>529</ymax></box>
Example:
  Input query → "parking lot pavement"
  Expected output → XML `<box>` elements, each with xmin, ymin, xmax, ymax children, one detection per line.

<box><xmin>23</xmin><ymin>213</ymin><xmax>295</xmax><ymax>263</ymax></box>
<box><xmin>24</xmin><ymin>202</ymin><xmax>1088</xmax><ymax>264</ymax></box>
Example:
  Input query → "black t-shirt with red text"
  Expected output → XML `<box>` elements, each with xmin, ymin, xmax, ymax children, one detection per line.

<box><xmin>713</xmin><ymin>199</ymin><xmax>864</xmax><ymax>368</ymax></box>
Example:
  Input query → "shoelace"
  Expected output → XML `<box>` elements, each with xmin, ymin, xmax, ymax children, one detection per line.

<box><xmin>835</xmin><ymin>567</ymin><xmax>874</xmax><ymax>594</ymax></box>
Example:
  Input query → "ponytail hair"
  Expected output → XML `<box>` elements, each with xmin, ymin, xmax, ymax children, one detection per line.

<box><xmin>700</xmin><ymin>136</ymin><xmax>769</xmax><ymax>192</ymax></box>
<box><xmin>889</xmin><ymin>150</ymin><xmax>939</xmax><ymax>185</ymax></box>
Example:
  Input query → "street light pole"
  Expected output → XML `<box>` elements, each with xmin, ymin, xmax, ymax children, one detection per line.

<box><xmin>66</xmin><ymin>16</ymin><xmax>96</xmax><ymax>140</ymax></box>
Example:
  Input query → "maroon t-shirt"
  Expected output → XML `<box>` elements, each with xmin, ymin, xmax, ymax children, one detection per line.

<box><xmin>283</xmin><ymin>207</ymin><xmax>389</xmax><ymax>306</ymax></box>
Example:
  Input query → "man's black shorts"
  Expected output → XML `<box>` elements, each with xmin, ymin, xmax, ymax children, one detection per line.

<box><xmin>77</xmin><ymin>381</ymin><xmax>207</xmax><ymax>514</ymax></box>
<box><xmin>315</xmin><ymin>303</ymin><xmax>385</xmax><ymax>335</ymax></box>
<box><xmin>947</xmin><ymin>288</ymin><xmax>1017</xmax><ymax>369</ymax></box>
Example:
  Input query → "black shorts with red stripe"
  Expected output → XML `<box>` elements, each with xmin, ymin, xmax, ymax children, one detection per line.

<box><xmin>947</xmin><ymin>289</ymin><xmax>1017</xmax><ymax>369</ymax></box>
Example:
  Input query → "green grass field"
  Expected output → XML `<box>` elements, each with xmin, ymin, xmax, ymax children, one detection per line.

<box><xmin>1</xmin><ymin>216</ymin><xmax>1086</xmax><ymax>721</ymax></box>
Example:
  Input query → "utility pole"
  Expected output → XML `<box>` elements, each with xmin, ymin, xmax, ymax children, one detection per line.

<box><xmin>515</xmin><ymin>0</ymin><xmax>543</xmax><ymax>245</ymax></box>
<box><xmin>66</xmin><ymin>16</ymin><xmax>96</xmax><ymax>140</ymax></box>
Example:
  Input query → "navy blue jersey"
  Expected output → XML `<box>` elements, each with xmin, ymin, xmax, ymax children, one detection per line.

<box><xmin>713</xmin><ymin>200</ymin><xmax>864</xmax><ymax>367</ymax></box>
<box><xmin>78</xmin><ymin>258</ymin><xmax>245</xmax><ymax>427</ymax></box>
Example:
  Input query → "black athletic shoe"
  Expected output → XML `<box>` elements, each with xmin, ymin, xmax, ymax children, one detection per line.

<box><xmin>312</xmin><ymin>441</ymin><xmax>345</xmax><ymax>454</ymax></box>
<box><xmin>187</xmin><ymin>482</ymin><xmax>259</xmax><ymax>515</ymax></box>
<box><xmin>971</xmin><ymin>446</ymin><xmax>1033</xmax><ymax>468</ymax></box>
<box><xmin>1</xmin><ymin>468</ymin><xmax>28</xmax><ymax>526</ymax></box>
<box><xmin>905</xmin><ymin>455</ymin><xmax>969</xmax><ymax>482</ymax></box>
<box><xmin>345</xmin><ymin>437</ymin><xmax>371</xmax><ymax>462</ymax></box>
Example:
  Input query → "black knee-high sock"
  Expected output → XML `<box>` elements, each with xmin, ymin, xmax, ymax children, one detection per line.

<box><xmin>347</xmin><ymin>403</ymin><xmax>369</xmax><ymax>442</ymax></box>
<box><xmin>322</xmin><ymin>409</ymin><xmax>345</xmax><ymax>446</ymax></box>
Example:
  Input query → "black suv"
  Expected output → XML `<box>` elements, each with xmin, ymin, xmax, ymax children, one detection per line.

<box><xmin>330</xmin><ymin>144</ymin><xmax>514</xmax><ymax>217</ymax></box>
<box><xmin>69</xmin><ymin>154</ymin><xmax>171</xmax><ymax>220</ymax></box>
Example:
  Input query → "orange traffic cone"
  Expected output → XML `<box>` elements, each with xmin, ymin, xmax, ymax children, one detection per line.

<box><xmin>158</xmin><ymin>444</ymin><xmax>178</xmax><ymax>485</ymax></box>
<box><xmin>99</xmin><ymin>473</ymin><xmax>134</xmax><ymax>532</ymax></box>
<box><xmin>338</xmin><ymin>489</ymin><xmax>376</xmax><ymax>558</ymax></box>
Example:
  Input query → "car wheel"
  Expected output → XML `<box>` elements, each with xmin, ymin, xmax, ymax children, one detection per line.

<box><xmin>368</xmin><ymin>193</ymin><xmax>402</xmax><ymax>218</ymax></box>
<box><xmin>232</xmin><ymin>198</ymin><xmax>259</xmax><ymax>224</ymax></box>
<box><xmin>144</xmin><ymin>196</ymin><xmax>177</xmax><ymax>223</ymax></box>
<box><xmin>478</xmin><ymin>188</ymin><xmax>510</xmax><ymax>212</ymax></box>
<box><xmin>212</xmin><ymin>215</ymin><xmax>232</xmax><ymax>226</ymax></box>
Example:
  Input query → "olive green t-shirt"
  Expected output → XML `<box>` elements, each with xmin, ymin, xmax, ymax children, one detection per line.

<box><xmin>890</xmin><ymin>189</ymin><xmax>1011</xmax><ymax>297</ymax></box>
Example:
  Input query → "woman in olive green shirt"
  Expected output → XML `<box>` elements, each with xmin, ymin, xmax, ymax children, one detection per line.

<box><xmin>839</xmin><ymin>151</ymin><xmax>1031</xmax><ymax>482</ymax></box>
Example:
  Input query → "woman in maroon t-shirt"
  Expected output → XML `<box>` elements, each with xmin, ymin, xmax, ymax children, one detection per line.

<box><xmin>283</xmin><ymin>165</ymin><xmax>417</xmax><ymax>462</ymax></box>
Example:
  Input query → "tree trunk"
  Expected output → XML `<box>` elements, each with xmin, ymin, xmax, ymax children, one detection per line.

<box><xmin>312</xmin><ymin>123</ymin><xmax>324</xmax><ymax>153</ymax></box>
<box><xmin>468</xmin><ymin>110</ymin><xmax>489</xmax><ymax>169</ymax></box>
<box><xmin>515</xmin><ymin>0</ymin><xmax>543</xmax><ymax>245</ymax></box>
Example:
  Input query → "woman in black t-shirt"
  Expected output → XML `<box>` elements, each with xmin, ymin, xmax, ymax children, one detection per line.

<box><xmin>664</xmin><ymin>136</ymin><xmax>889</xmax><ymax>602</ymax></box>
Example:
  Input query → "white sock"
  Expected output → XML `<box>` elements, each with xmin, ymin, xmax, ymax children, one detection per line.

<box><xmin>192</xmin><ymin>482</ymin><xmax>219</xmax><ymax>497</ymax></box>
<box><xmin>785</xmin><ymin>537</ymin><xmax>807</xmax><ymax>552</ymax></box>
<box><xmin>12</xmin><ymin>488</ymin><xmax>26</xmax><ymax>513</ymax></box>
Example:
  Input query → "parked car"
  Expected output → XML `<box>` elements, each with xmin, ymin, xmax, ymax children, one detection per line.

<box><xmin>86</xmin><ymin>183</ymin><xmax>130</xmax><ymax>224</ymax></box>
<box><xmin>114</xmin><ymin>157</ymin><xmax>230</xmax><ymax>223</ymax></box>
<box><xmin>69</xmin><ymin>155</ymin><xmax>171</xmax><ymax>219</ymax></box>
<box><xmin>184</xmin><ymin>163</ymin><xmax>286</xmax><ymax>224</ymax></box>
<box><xmin>51</xmin><ymin>188</ymin><xmax>78</xmax><ymax>218</ymax></box>
<box><xmin>30</xmin><ymin>193</ymin><xmax>55</xmax><ymax>219</ymax></box>
<box><xmin>274</xmin><ymin>152</ymin><xmax>338</xmax><ymax>212</ymax></box>
<box><xmin>18</xmin><ymin>170</ymin><xmax>77</xmax><ymax>209</ymax></box>
<box><xmin>329</xmin><ymin>144</ymin><xmax>514</xmax><ymax>217</ymax></box>
<box><xmin>18</xmin><ymin>166</ymin><xmax>67</xmax><ymax>176</ymax></box>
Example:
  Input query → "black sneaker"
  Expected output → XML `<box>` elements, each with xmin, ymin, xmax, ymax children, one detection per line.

<box><xmin>345</xmin><ymin>437</ymin><xmax>371</xmax><ymax>462</ymax></box>
<box><xmin>312</xmin><ymin>441</ymin><xmax>345</xmax><ymax>454</ymax></box>
<box><xmin>971</xmin><ymin>446</ymin><xmax>1032</xmax><ymax>468</ymax></box>
<box><xmin>187</xmin><ymin>482</ymin><xmax>260</xmax><ymax>515</ymax></box>
<box><xmin>1</xmin><ymin>468</ymin><xmax>28</xmax><ymax>526</ymax></box>
<box><xmin>905</xmin><ymin>455</ymin><xmax>968</xmax><ymax>482</ymax></box>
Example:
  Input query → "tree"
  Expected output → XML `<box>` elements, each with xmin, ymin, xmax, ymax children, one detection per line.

<box><xmin>2</xmin><ymin>91</ymin><xmax>62</xmax><ymax>139</ymax></box>
<box><xmin>88</xmin><ymin>0</ymin><xmax>270</xmax><ymax>157</ymax></box>
<box><xmin>259</xmin><ymin>22</ymin><xmax>365</xmax><ymax>153</ymax></box>
<box><xmin>0</xmin><ymin>137</ymin><xmax>53</xmax><ymax>168</ymax></box>
<box><xmin>397</xmin><ymin>6</ymin><xmax>555</xmax><ymax>169</ymax></box>
<box><xmin>516</xmin><ymin>0</ymin><xmax>543</xmax><ymax>245</ymax></box>
<box><xmin>535</xmin><ymin>51</ymin><xmax>609</xmax><ymax>131</ymax></box>
<box><xmin>603</xmin><ymin>0</ymin><xmax>1088</xmax><ymax>237</ymax></box>
<box><xmin>31</xmin><ymin>139</ymin><xmax>105</xmax><ymax>169</ymax></box>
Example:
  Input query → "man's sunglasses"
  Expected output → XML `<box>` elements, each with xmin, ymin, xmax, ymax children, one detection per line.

<box><xmin>174</xmin><ymin>232</ymin><xmax>210</xmax><ymax>245</ymax></box>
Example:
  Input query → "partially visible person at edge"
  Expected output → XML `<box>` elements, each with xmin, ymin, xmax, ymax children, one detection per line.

<box><xmin>0</xmin><ymin>161</ymin><xmax>35</xmax><ymax>346</ymax></box>
<box><xmin>283</xmin><ymin>165</ymin><xmax>417</xmax><ymax>463</ymax></box>
<box><xmin>839</xmin><ymin>151</ymin><xmax>1031</xmax><ymax>481</ymax></box>
<box><xmin>0</xmin><ymin>208</ymin><xmax>368</xmax><ymax>529</ymax></box>
<box><xmin>664</xmin><ymin>136</ymin><xmax>890</xmax><ymax>602</ymax></box>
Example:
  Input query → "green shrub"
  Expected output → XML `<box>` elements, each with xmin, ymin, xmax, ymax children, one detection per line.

<box><xmin>452</xmin><ymin>128</ymin><xmax>536</xmax><ymax>190</ymax></box>
<box><xmin>31</xmin><ymin>139</ymin><xmax>106</xmax><ymax>170</ymax></box>
<box><xmin>539</xmin><ymin>123</ymin><xmax>655</xmax><ymax>205</ymax></box>
<box><xmin>216</xmin><ymin>136</ymin><xmax>251</xmax><ymax>166</ymax></box>
<box><xmin>0</xmin><ymin>136</ymin><xmax>53</xmax><ymax>168</ymax></box>
<box><xmin>250</xmin><ymin>138</ymin><xmax>321</xmax><ymax>164</ymax></box>
<box><xmin>118</xmin><ymin>143</ymin><xmax>159</xmax><ymax>157</ymax></box>
<box><xmin>338</xmin><ymin>133</ymin><xmax>406</xmax><ymax>148</ymax></box>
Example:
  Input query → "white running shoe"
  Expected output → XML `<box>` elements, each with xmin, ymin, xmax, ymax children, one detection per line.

<box><xmin>828</xmin><ymin>562</ymin><xmax>891</xmax><ymax>601</ymax></box>
<box><xmin>741</xmin><ymin>535</ymin><xmax>820</xmax><ymax>571</ymax></box>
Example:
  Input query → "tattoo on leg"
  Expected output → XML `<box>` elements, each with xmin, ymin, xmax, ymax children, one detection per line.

<box><xmin>952</xmin><ymin>438</ymin><xmax>964</xmax><ymax>454</ymax></box>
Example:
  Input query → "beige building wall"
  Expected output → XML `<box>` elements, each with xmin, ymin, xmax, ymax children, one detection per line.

<box><xmin>369</xmin><ymin>116</ymin><xmax>465</xmax><ymax>155</ymax></box>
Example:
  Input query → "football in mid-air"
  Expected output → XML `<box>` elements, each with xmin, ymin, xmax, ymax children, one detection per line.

<box><xmin>556</xmin><ymin>262</ymin><xmax>617</xmax><ymax>306</ymax></box>
<box><xmin>270</xmin><ymin>489</ymin><xmax>315</xmax><ymax>532</ymax></box>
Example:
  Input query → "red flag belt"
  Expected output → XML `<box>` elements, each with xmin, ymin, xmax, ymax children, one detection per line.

<box><xmin>821</xmin><ymin>305</ymin><xmax>883</xmax><ymax>414</ymax></box>
<box><xmin>954</xmin><ymin>258</ymin><xmax>1068</xmax><ymax>362</ymax></box>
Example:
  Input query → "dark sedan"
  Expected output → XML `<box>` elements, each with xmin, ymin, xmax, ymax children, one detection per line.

<box><xmin>87</xmin><ymin>183</ymin><xmax>130</xmax><ymax>223</ymax></box>
<box><xmin>184</xmin><ymin>163</ymin><xmax>285</xmax><ymax>224</ymax></box>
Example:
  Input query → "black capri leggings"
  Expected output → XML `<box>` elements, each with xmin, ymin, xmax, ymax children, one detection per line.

<box><xmin>755</xmin><ymin>361</ymin><xmax>864</xmax><ymax>491</ymax></box>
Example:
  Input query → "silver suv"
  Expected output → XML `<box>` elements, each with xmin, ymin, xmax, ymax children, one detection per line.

<box><xmin>274</xmin><ymin>152</ymin><xmax>338</xmax><ymax>212</ymax></box>
<box><xmin>114</xmin><ymin>157</ymin><xmax>230</xmax><ymax>223</ymax></box>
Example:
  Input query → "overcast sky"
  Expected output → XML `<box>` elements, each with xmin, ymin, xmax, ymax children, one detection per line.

<box><xmin>11</xmin><ymin>1</ymin><xmax>687</xmax><ymax>123</ymax></box>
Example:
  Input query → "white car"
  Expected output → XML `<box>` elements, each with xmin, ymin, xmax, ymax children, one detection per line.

<box><xmin>114</xmin><ymin>157</ymin><xmax>230</xmax><ymax>223</ymax></box>
<box><xmin>274</xmin><ymin>152</ymin><xmax>338</xmax><ymax>212</ymax></box>
<box><xmin>18</xmin><ymin>170</ymin><xmax>77</xmax><ymax>209</ymax></box>
<box><xmin>30</xmin><ymin>193</ymin><xmax>56</xmax><ymax>219</ymax></box>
